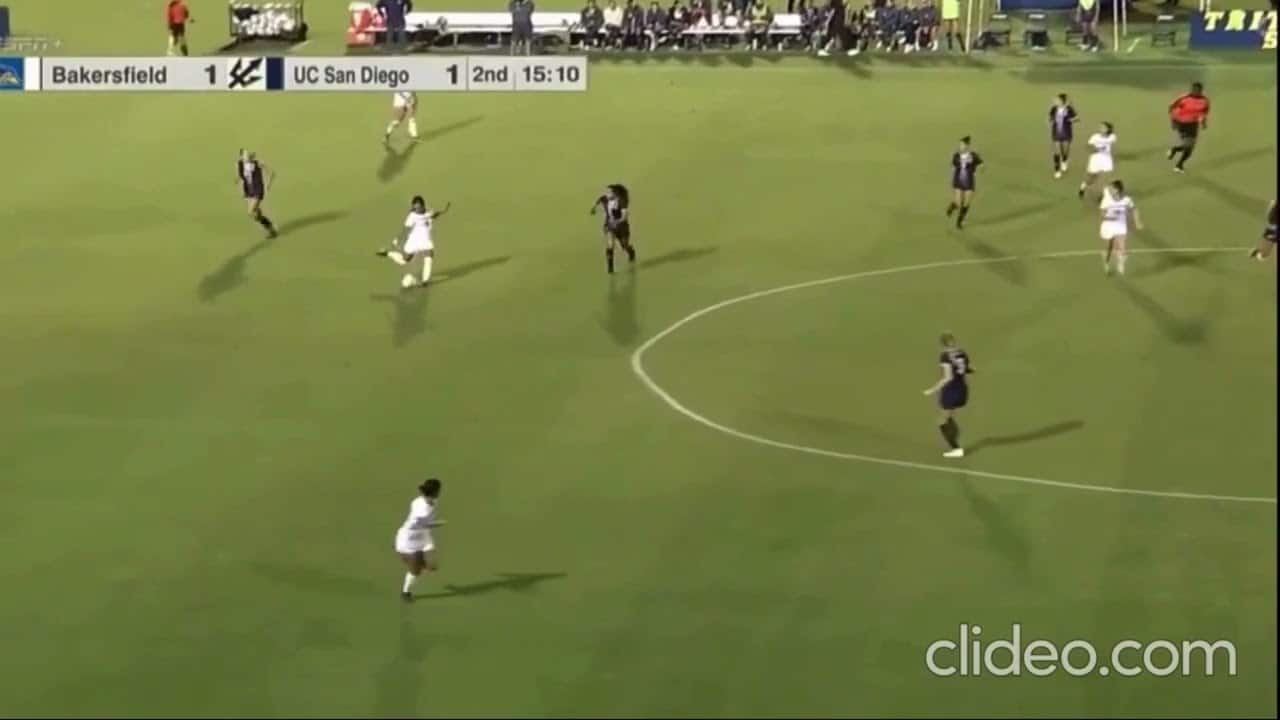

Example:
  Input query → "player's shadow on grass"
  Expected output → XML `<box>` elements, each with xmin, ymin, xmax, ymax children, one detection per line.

<box><xmin>416</xmin><ymin>572</ymin><xmax>567</xmax><ymax>600</ymax></box>
<box><xmin>1114</xmin><ymin>278</ymin><xmax>1220</xmax><ymax>346</ymax></box>
<box><xmin>638</xmin><ymin>245</ymin><xmax>719</xmax><ymax>270</ymax></box>
<box><xmin>958</xmin><ymin>479</ymin><xmax>1033</xmax><ymax>582</ymax></box>
<box><xmin>251</xmin><ymin>560</ymin><xmax>382</xmax><ymax>596</ymax></box>
<box><xmin>370</xmin><ymin>256</ymin><xmax>511</xmax><ymax>347</ymax></box>
<box><xmin>1129</xmin><ymin>231</ymin><xmax>1223</xmax><ymax>279</ymax></box>
<box><xmin>968</xmin><ymin>419</ymin><xmax>1084</xmax><ymax>454</ymax></box>
<box><xmin>952</xmin><ymin>231</ymin><xmax>1029</xmax><ymax>286</ymax></box>
<box><xmin>377</xmin><ymin>116</ymin><xmax>483</xmax><ymax>183</ymax></box>
<box><xmin>198</xmin><ymin>211</ymin><xmax>349</xmax><ymax>302</ymax></box>
<box><xmin>603</xmin><ymin>269</ymin><xmax>640</xmax><ymax>346</ymax></box>
<box><xmin>1188</xmin><ymin>175</ymin><xmax>1269</xmax><ymax>219</ymax></box>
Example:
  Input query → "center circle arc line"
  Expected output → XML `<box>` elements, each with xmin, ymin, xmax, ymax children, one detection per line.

<box><xmin>630</xmin><ymin>247</ymin><xmax>1277</xmax><ymax>506</ymax></box>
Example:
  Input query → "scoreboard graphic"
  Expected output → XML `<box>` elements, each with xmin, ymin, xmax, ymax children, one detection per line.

<box><xmin>1</xmin><ymin>56</ymin><xmax>588</xmax><ymax>92</ymax></box>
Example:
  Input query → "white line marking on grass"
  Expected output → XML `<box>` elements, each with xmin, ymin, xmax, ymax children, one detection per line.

<box><xmin>631</xmin><ymin>247</ymin><xmax>1277</xmax><ymax>505</ymax></box>
<box><xmin>1126</xmin><ymin>38</ymin><xmax>1142</xmax><ymax>53</ymax></box>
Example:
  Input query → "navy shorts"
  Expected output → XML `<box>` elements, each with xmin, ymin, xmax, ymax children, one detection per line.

<box><xmin>952</xmin><ymin>179</ymin><xmax>975</xmax><ymax>192</ymax></box>
<box><xmin>1052</xmin><ymin>129</ymin><xmax>1073</xmax><ymax>142</ymax></box>
<box><xmin>607</xmin><ymin>220</ymin><xmax>631</xmax><ymax>243</ymax></box>
<box><xmin>1265</xmin><ymin>224</ymin><xmax>1277</xmax><ymax>242</ymax></box>
<box><xmin>1172</xmin><ymin>120</ymin><xmax>1199</xmax><ymax>141</ymax></box>
<box><xmin>940</xmin><ymin>383</ymin><xmax>968</xmax><ymax>410</ymax></box>
<box><xmin>243</xmin><ymin>187</ymin><xmax>265</xmax><ymax>201</ymax></box>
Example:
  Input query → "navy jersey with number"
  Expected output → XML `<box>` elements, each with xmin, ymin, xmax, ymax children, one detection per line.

<box><xmin>938</xmin><ymin>348</ymin><xmax>971</xmax><ymax>410</ymax></box>
<box><xmin>951</xmin><ymin>150</ymin><xmax>982</xmax><ymax>190</ymax></box>
<box><xmin>1266</xmin><ymin>201</ymin><xmax>1278</xmax><ymax>241</ymax></box>
<box><xmin>239</xmin><ymin>158</ymin><xmax>266</xmax><ymax>198</ymax></box>
<box><xmin>1049</xmin><ymin>103</ymin><xmax>1078</xmax><ymax>141</ymax></box>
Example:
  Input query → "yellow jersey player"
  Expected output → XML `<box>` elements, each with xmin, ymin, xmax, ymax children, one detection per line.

<box><xmin>386</xmin><ymin>91</ymin><xmax>419</xmax><ymax>143</ymax></box>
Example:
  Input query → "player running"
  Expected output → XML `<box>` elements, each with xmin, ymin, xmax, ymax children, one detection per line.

<box><xmin>945</xmin><ymin>136</ymin><xmax>981</xmax><ymax>229</ymax></box>
<box><xmin>1167</xmin><ymin>82</ymin><xmax>1209</xmax><ymax>174</ymax></box>
<box><xmin>1249</xmin><ymin>200</ymin><xmax>1277</xmax><ymax>261</ymax></box>
<box><xmin>1049</xmin><ymin>93</ymin><xmax>1079</xmax><ymax>179</ymax></box>
<box><xmin>385</xmin><ymin>91</ymin><xmax>420</xmax><ymax>143</ymax></box>
<box><xmin>1099</xmin><ymin>180</ymin><xmax>1143</xmax><ymax>275</ymax></box>
<box><xmin>591</xmin><ymin>184</ymin><xmax>636</xmax><ymax>274</ymax></box>
<box><xmin>923</xmin><ymin>333</ymin><xmax>972</xmax><ymax>459</ymax></box>
<box><xmin>377</xmin><ymin>195</ymin><xmax>451</xmax><ymax>290</ymax></box>
<box><xmin>1078</xmin><ymin>122</ymin><xmax>1116</xmax><ymax>199</ymax></box>
<box><xmin>236</xmin><ymin>149</ymin><xmax>277</xmax><ymax>239</ymax></box>
<box><xmin>394</xmin><ymin>478</ymin><xmax>446</xmax><ymax>603</ymax></box>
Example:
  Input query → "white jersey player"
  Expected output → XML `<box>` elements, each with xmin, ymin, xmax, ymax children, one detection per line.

<box><xmin>385</xmin><ymin>91</ymin><xmax>419</xmax><ymax>142</ymax></box>
<box><xmin>395</xmin><ymin>478</ymin><xmax>444</xmax><ymax>602</ymax></box>
<box><xmin>376</xmin><ymin>195</ymin><xmax>451</xmax><ymax>290</ymax></box>
<box><xmin>1098</xmin><ymin>180</ymin><xmax>1142</xmax><ymax>275</ymax></box>
<box><xmin>1079</xmin><ymin>122</ymin><xmax>1116</xmax><ymax>199</ymax></box>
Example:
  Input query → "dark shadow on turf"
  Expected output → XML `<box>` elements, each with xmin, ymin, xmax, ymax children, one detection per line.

<box><xmin>373</xmin><ymin>614</ymin><xmax>430</xmax><ymax>716</ymax></box>
<box><xmin>433</xmin><ymin>255</ymin><xmax>512</xmax><ymax>285</ymax></box>
<box><xmin>958</xmin><ymin>480</ymin><xmax>1033</xmax><ymax>582</ymax></box>
<box><xmin>602</xmin><ymin>268</ymin><xmax>640</xmax><ymax>347</ymax></box>
<box><xmin>1129</xmin><ymin>231</ymin><xmax>1222</xmax><ymax>278</ymax></box>
<box><xmin>969</xmin><ymin>420</ymin><xmax>1084</xmax><ymax>454</ymax></box>
<box><xmin>952</xmin><ymin>230</ymin><xmax>1028</xmax><ymax>286</ymax></box>
<box><xmin>370</xmin><ymin>287</ymin><xmax>432</xmax><ymax>348</ymax></box>
<box><xmin>369</xmin><ymin>256</ymin><xmax>510</xmax><ymax>347</ymax></box>
<box><xmin>1021</xmin><ymin>59</ymin><xmax>1207</xmax><ymax>90</ymax></box>
<box><xmin>415</xmin><ymin>572</ymin><xmax>567</xmax><ymax>600</ymax></box>
<box><xmin>1140</xmin><ymin>146</ymin><xmax>1272</xmax><ymax>201</ymax></box>
<box><xmin>198</xmin><ymin>238</ymin><xmax>272</xmax><ymax>303</ymax></box>
<box><xmin>1189</xmin><ymin>175</ymin><xmax>1269</xmax><ymax>219</ymax></box>
<box><xmin>378</xmin><ymin>116</ymin><xmax>483</xmax><ymax>183</ymax></box>
<box><xmin>276</xmin><ymin>209</ymin><xmax>348</xmax><ymax>237</ymax></box>
<box><xmin>771</xmin><ymin>410</ymin><xmax>926</xmax><ymax>450</ymax></box>
<box><xmin>971</xmin><ymin>199</ymin><xmax>1062</xmax><ymax>228</ymax></box>
<box><xmin>1114</xmin><ymin>277</ymin><xmax>1213</xmax><ymax>345</ymax></box>
<box><xmin>638</xmin><ymin>246</ymin><xmax>719</xmax><ymax>270</ymax></box>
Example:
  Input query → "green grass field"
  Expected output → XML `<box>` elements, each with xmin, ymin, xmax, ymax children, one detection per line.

<box><xmin>3</xmin><ymin>1</ymin><xmax>1277</xmax><ymax>717</ymax></box>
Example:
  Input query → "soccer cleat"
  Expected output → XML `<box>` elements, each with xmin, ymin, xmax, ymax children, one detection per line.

<box><xmin>1078</xmin><ymin>186</ymin><xmax>1086</xmax><ymax>199</ymax></box>
<box><xmin>1061</xmin><ymin>161</ymin><xmax>1068</xmax><ymax>171</ymax></box>
<box><xmin>1173</xmin><ymin>166</ymin><xmax>1185</xmax><ymax>174</ymax></box>
<box><xmin>817</xmin><ymin>48</ymin><xmax>831</xmax><ymax>57</ymax></box>
<box><xmin>943</xmin><ymin>448</ymin><xmax>965</xmax><ymax>459</ymax></box>
<box><xmin>1054</xmin><ymin>171</ymin><xmax>1062</xmax><ymax>179</ymax></box>
<box><xmin>847</xmin><ymin>47</ymin><xmax>860</xmax><ymax>56</ymax></box>
<box><xmin>401</xmin><ymin>591</ymin><xmax>414</xmax><ymax>603</ymax></box>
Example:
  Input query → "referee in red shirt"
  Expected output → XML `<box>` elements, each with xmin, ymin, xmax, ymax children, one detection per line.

<box><xmin>167</xmin><ymin>0</ymin><xmax>191</xmax><ymax>56</ymax></box>
<box><xmin>1167</xmin><ymin>81</ymin><xmax>1210</xmax><ymax>174</ymax></box>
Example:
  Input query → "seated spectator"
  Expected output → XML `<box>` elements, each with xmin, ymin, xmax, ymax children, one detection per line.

<box><xmin>899</xmin><ymin>0</ymin><xmax>920</xmax><ymax>51</ymax></box>
<box><xmin>816</xmin><ymin>0</ymin><xmax>845</xmax><ymax>55</ymax></box>
<box><xmin>799</xmin><ymin>0</ymin><xmax>820</xmax><ymax>49</ymax></box>
<box><xmin>580</xmin><ymin>0</ymin><xmax>605</xmax><ymax>47</ymax></box>
<box><xmin>745</xmin><ymin>0</ymin><xmax>772</xmax><ymax>49</ymax></box>
<box><xmin>644</xmin><ymin>0</ymin><xmax>668</xmax><ymax>49</ymax></box>
<box><xmin>603</xmin><ymin>0</ymin><xmax>625</xmax><ymax>46</ymax></box>
<box><xmin>667</xmin><ymin>0</ymin><xmax>689</xmax><ymax>46</ymax></box>
<box><xmin>623</xmin><ymin>0</ymin><xmax>646</xmax><ymax>48</ymax></box>
<box><xmin>844</xmin><ymin>2</ymin><xmax>871</xmax><ymax>54</ymax></box>
<box><xmin>916</xmin><ymin>0</ymin><xmax>938</xmax><ymax>50</ymax></box>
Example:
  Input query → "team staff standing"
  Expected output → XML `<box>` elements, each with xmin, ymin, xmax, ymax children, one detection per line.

<box><xmin>166</xmin><ymin>0</ymin><xmax>191</xmax><ymax>56</ymax></box>
<box><xmin>1168</xmin><ymin>82</ymin><xmax>1210</xmax><ymax>174</ymax></box>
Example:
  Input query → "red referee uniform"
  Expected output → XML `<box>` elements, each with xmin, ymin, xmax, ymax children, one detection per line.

<box><xmin>1169</xmin><ymin>92</ymin><xmax>1210</xmax><ymax>127</ymax></box>
<box><xmin>1167</xmin><ymin>86</ymin><xmax>1209</xmax><ymax>171</ymax></box>
<box><xmin>167</xmin><ymin>0</ymin><xmax>191</xmax><ymax>56</ymax></box>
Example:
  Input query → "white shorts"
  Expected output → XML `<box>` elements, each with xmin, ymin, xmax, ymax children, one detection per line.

<box><xmin>392</xmin><ymin>94</ymin><xmax>414</xmax><ymax>111</ymax></box>
<box><xmin>395</xmin><ymin>528</ymin><xmax>434</xmax><ymax>554</ymax></box>
<box><xmin>1087</xmin><ymin>154</ymin><xmax>1113</xmax><ymax>175</ymax></box>
<box><xmin>403</xmin><ymin>233</ymin><xmax>433</xmax><ymax>254</ymax></box>
<box><xmin>1100</xmin><ymin>221</ymin><xmax>1128</xmax><ymax>241</ymax></box>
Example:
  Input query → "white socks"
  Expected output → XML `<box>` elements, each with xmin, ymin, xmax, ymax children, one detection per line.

<box><xmin>386</xmin><ymin>250</ymin><xmax>408</xmax><ymax>266</ymax></box>
<box><xmin>1116</xmin><ymin>253</ymin><xmax>1126</xmax><ymax>275</ymax></box>
<box><xmin>385</xmin><ymin>120</ymin><xmax>399</xmax><ymax>137</ymax></box>
<box><xmin>421</xmin><ymin>256</ymin><xmax>433</xmax><ymax>284</ymax></box>
<box><xmin>402</xmin><ymin>572</ymin><xmax>417</xmax><ymax>594</ymax></box>
<box><xmin>407</xmin><ymin>118</ymin><xmax>419</xmax><ymax>139</ymax></box>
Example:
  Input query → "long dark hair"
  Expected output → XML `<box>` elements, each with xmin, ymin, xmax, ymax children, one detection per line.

<box><xmin>419</xmin><ymin>478</ymin><xmax>442</xmax><ymax>498</ymax></box>
<box><xmin>608</xmin><ymin>183</ymin><xmax>629</xmax><ymax>205</ymax></box>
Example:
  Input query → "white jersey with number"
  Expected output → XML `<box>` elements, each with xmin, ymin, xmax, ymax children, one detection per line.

<box><xmin>402</xmin><ymin>210</ymin><xmax>434</xmax><ymax>254</ymax></box>
<box><xmin>392</xmin><ymin>91</ymin><xmax>416</xmax><ymax>111</ymax></box>
<box><xmin>1087</xmin><ymin>132</ymin><xmax>1116</xmax><ymax>174</ymax></box>
<box><xmin>1099</xmin><ymin>189</ymin><xmax>1134</xmax><ymax>240</ymax></box>
<box><xmin>394</xmin><ymin>496</ymin><xmax>437</xmax><ymax>553</ymax></box>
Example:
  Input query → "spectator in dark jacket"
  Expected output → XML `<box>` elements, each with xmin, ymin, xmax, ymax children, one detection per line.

<box><xmin>644</xmin><ymin>0</ymin><xmax>667</xmax><ymax>48</ymax></box>
<box><xmin>622</xmin><ymin>0</ymin><xmax>645</xmax><ymax>47</ymax></box>
<box><xmin>816</xmin><ymin>0</ymin><xmax>845</xmax><ymax>54</ymax></box>
<box><xmin>580</xmin><ymin>0</ymin><xmax>605</xmax><ymax>47</ymax></box>
<box><xmin>510</xmin><ymin>0</ymin><xmax>535</xmax><ymax>54</ymax></box>
<box><xmin>377</xmin><ymin>0</ymin><xmax>412</xmax><ymax>51</ymax></box>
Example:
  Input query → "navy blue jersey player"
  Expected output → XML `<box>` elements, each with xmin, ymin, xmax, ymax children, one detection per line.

<box><xmin>237</xmin><ymin>150</ymin><xmax>277</xmax><ymax>239</ymax></box>
<box><xmin>1049</xmin><ymin>93</ymin><xmax>1079</xmax><ymax>179</ymax></box>
<box><xmin>922</xmin><ymin>332</ymin><xmax>971</xmax><ymax>458</ymax></box>
<box><xmin>946</xmin><ymin>136</ymin><xmax>982</xmax><ymax>229</ymax></box>
<box><xmin>590</xmin><ymin>183</ymin><xmax>635</xmax><ymax>274</ymax></box>
<box><xmin>1250</xmin><ymin>200</ymin><xmax>1277</xmax><ymax>261</ymax></box>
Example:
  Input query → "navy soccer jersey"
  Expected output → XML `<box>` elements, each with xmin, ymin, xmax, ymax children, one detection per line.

<box><xmin>595</xmin><ymin>185</ymin><xmax>631</xmax><ymax>240</ymax></box>
<box><xmin>1266</xmin><ymin>202</ymin><xmax>1278</xmax><ymax>242</ymax></box>
<box><xmin>938</xmin><ymin>348</ymin><xmax>971</xmax><ymax>410</ymax></box>
<box><xmin>951</xmin><ymin>150</ymin><xmax>982</xmax><ymax>191</ymax></box>
<box><xmin>1049</xmin><ymin>103</ymin><xmax>1078</xmax><ymax>141</ymax></box>
<box><xmin>238</xmin><ymin>157</ymin><xmax>266</xmax><ymax>199</ymax></box>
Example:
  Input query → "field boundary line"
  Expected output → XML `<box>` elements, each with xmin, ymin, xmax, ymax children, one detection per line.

<box><xmin>630</xmin><ymin>247</ymin><xmax>1277</xmax><ymax>505</ymax></box>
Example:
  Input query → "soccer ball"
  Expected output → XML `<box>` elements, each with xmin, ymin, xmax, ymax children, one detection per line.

<box><xmin>401</xmin><ymin>274</ymin><xmax>417</xmax><ymax>289</ymax></box>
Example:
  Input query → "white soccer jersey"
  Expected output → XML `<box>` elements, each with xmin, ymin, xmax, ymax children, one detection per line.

<box><xmin>1088</xmin><ymin>132</ymin><xmax>1116</xmax><ymax>158</ymax></box>
<box><xmin>400</xmin><ymin>496</ymin><xmax>436</xmax><ymax>533</ymax></box>
<box><xmin>1100</xmin><ymin>191</ymin><xmax>1134</xmax><ymax>225</ymax></box>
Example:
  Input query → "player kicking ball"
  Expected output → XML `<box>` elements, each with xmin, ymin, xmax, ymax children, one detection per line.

<box><xmin>385</xmin><ymin>92</ymin><xmax>420</xmax><ymax>143</ymax></box>
<box><xmin>377</xmin><ymin>195</ymin><xmax>450</xmax><ymax>290</ymax></box>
